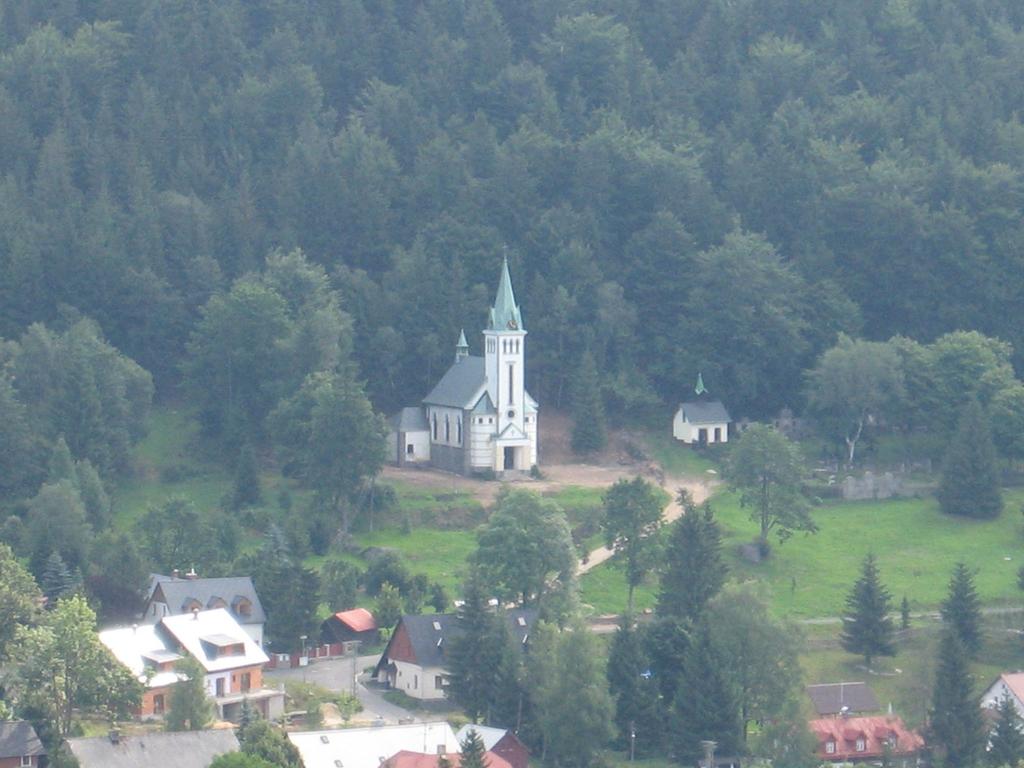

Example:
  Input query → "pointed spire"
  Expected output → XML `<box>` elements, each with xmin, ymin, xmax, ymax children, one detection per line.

<box><xmin>455</xmin><ymin>329</ymin><xmax>469</xmax><ymax>363</ymax></box>
<box><xmin>488</xmin><ymin>253</ymin><xmax>524</xmax><ymax>331</ymax></box>
<box><xmin>695</xmin><ymin>372</ymin><xmax>707</xmax><ymax>396</ymax></box>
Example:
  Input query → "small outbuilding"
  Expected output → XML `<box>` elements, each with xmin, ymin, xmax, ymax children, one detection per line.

<box><xmin>320</xmin><ymin>607</ymin><xmax>379</xmax><ymax>646</ymax></box>
<box><xmin>673</xmin><ymin>373</ymin><xmax>730</xmax><ymax>445</ymax></box>
<box><xmin>0</xmin><ymin>721</ymin><xmax>45</xmax><ymax>767</ymax></box>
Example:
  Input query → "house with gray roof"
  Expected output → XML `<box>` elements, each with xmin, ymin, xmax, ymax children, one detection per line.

<box><xmin>143</xmin><ymin>572</ymin><xmax>266</xmax><ymax>647</ymax></box>
<box><xmin>374</xmin><ymin>609</ymin><xmax>537</xmax><ymax>701</ymax></box>
<box><xmin>673</xmin><ymin>373</ymin><xmax>730</xmax><ymax>445</ymax></box>
<box><xmin>67</xmin><ymin>728</ymin><xmax>239</xmax><ymax>768</ymax></box>
<box><xmin>0</xmin><ymin>720</ymin><xmax>45</xmax><ymax>767</ymax></box>
<box><xmin>386</xmin><ymin>258</ymin><xmax>538</xmax><ymax>476</ymax></box>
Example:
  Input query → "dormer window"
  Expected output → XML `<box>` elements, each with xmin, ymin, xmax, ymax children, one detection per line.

<box><xmin>207</xmin><ymin>596</ymin><xmax>227</xmax><ymax>610</ymax></box>
<box><xmin>825</xmin><ymin>741</ymin><xmax>836</xmax><ymax>755</ymax></box>
<box><xmin>233</xmin><ymin>596</ymin><xmax>252</xmax><ymax>618</ymax></box>
<box><xmin>855</xmin><ymin>738</ymin><xmax>866</xmax><ymax>752</ymax></box>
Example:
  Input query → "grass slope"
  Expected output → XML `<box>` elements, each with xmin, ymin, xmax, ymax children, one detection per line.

<box><xmin>583</xmin><ymin>489</ymin><xmax>1024</xmax><ymax>618</ymax></box>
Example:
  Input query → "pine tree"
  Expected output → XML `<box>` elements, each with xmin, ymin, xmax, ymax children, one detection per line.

<box><xmin>41</xmin><ymin>551</ymin><xmax>79</xmax><ymax>605</ymax></box>
<box><xmin>671</xmin><ymin>623</ymin><xmax>741</xmax><ymax>764</ymax></box>
<box><xmin>900</xmin><ymin>596</ymin><xmax>911</xmax><ymax>630</ymax></box>
<box><xmin>459</xmin><ymin>728</ymin><xmax>489</xmax><ymax>768</ymax></box>
<box><xmin>930</xmin><ymin>631</ymin><xmax>985</xmax><ymax>768</ymax></box>
<box><xmin>937</xmin><ymin>398</ymin><xmax>1003</xmax><ymax>519</ymax></box>
<box><xmin>988</xmin><ymin>694</ymin><xmax>1024</xmax><ymax>767</ymax></box>
<box><xmin>446</xmin><ymin>577</ymin><xmax>503</xmax><ymax>723</ymax></box>
<box><xmin>607</xmin><ymin>620</ymin><xmax>664</xmax><ymax>757</ymax></box>
<box><xmin>47</xmin><ymin>436</ymin><xmax>77</xmax><ymax>485</ymax></box>
<box><xmin>840</xmin><ymin>554</ymin><xmax>895</xmax><ymax>670</ymax></box>
<box><xmin>570</xmin><ymin>350</ymin><xmax>606</xmax><ymax>455</ymax></box>
<box><xmin>232</xmin><ymin>441</ymin><xmax>262</xmax><ymax>509</ymax></box>
<box><xmin>658</xmin><ymin>493</ymin><xmax>727</xmax><ymax>622</ymax></box>
<box><xmin>941</xmin><ymin>562</ymin><xmax>982</xmax><ymax>657</ymax></box>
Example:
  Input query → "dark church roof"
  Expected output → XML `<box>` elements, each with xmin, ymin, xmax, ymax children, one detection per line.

<box><xmin>422</xmin><ymin>356</ymin><xmax>487</xmax><ymax>408</ymax></box>
<box><xmin>0</xmin><ymin>721</ymin><xmax>45</xmax><ymax>759</ymax></box>
<box><xmin>806</xmin><ymin>682</ymin><xmax>880</xmax><ymax>716</ymax></box>
<box><xmin>679</xmin><ymin>400</ymin><xmax>730</xmax><ymax>424</ymax></box>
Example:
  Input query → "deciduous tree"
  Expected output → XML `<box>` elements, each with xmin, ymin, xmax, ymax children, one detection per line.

<box><xmin>602</xmin><ymin>477</ymin><xmax>663</xmax><ymax>615</ymax></box>
<box><xmin>166</xmin><ymin>656</ymin><xmax>213</xmax><ymax>731</ymax></box>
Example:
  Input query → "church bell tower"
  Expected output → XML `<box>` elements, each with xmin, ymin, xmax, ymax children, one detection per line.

<box><xmin>483</xmin><ymin>257</ymin><xmax>527</xmax><ymax>439</ymax></box>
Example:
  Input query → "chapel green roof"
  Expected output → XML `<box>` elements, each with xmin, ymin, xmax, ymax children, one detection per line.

<box><xmin>487</xmin><ymin>257</ymin><xmax>524</xmax><ymax>332</ymax></box>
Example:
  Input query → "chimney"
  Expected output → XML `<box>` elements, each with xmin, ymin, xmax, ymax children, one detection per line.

<box><xmin>109</xmin><ymin>728</ymin><xmax>121</xmax><ymax>744</ymax></box>
<box><xmin>192</xmin><ymin>607</ymin><xmax>200</xmax><ymax>620</ymax></box>
<box><xmin>186</xmin><ymin>567</ymin><xmax>198</xmax><ymax>580</ymax></box>
<box><xmin>132</xmin><ymin>623</ymin><xmax>138</xmax><ymax>634</ymax></box>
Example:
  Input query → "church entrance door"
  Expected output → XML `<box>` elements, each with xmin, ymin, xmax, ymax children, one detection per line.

<box><xmin>504</xmin><ymin>446</ymin><xmax>516</xmax><ymax>470</ymax></box>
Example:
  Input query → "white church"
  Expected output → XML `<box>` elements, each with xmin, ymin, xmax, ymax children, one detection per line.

<box><xmin>387</xmin><ymin>259</ymin><xmax>539</xmax><ymax>476</ymax></box>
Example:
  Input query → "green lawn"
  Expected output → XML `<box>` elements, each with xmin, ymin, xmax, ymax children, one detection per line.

<box><xmin>642</xmin><ymin>429</ymin><xmax>719</xmax><ymax>476</ymax></box>
<box><xmin>355</xmin><ymin>527</ymin><xmax>478</xmax><ymax>596</ymax></box>
<box><xmin>583</xmin><ymin>489</ymin><xmax>1024</xmax><ymax>618</ymax></box>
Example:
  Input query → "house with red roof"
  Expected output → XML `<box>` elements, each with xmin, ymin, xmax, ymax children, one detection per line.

<box><xmin>981</xmin><ymin>672</ymin><xmax>1024</xmax><ymax>718</ymax></box>
<box><xmin>320</xmin><ymin>607</ymin><xmax>379</xmax><ymax>646</ymax></box>
<box><xmin>382</xmin><ymin>750</ymin><xmax>513</xmax><ymax>768</ymax></box>
<box><xmin>810</xmin><ymin>715</ymin><xmax>923</xmax><ymax>766</ymax></box>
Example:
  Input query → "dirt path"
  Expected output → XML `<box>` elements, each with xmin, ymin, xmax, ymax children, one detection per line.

<box><xmin>382</xmin><ymin>461</ymin><xmax>719</xmax><ymax>575</ymax></box>
<box><xmin>577</xmin><ymin>472</ymin><xmax>719</xmax><ymax>574</ymax></box>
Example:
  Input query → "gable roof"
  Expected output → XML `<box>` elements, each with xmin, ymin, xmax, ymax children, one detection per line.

<box><xmin>679</xmin><ymin>399</ymin><xmax>730</xmax><ymax>424</ymax></box>
<box><xmin>806</xmin><ymin>682</ymin><xmax>881</xmax><ymax>716</ymax></box>
<box><xmin>0</xmin><ymin>721</ymin><xmax>45</xmax><ymax>759</ymax></box>
<box><xmin>160</xmin><ymin>608</ymin><xmax>269</xmax><ymax>673</ymax></box>
<box><xmin>423</xmin><ymin>356</ymin><xmax>487</xmax><ymax>408</ymax></box>
<box><xmin>378</xmin><ymin>609</ymin><xmax>537</xmax><ymax>672</ymax></box>
<box><xmin>67</xmin><ymin>730</ymin><xmax>239</xmax><ymax>768</ymax></box>
<box><xmin>454</xmin><ymin>725</ymin><xmax>510</xmax><ymax>751</ymax></box>
<box><xmin>332</xmin><ymin>607</ymin><xmax>377</xmax><ymax>633</ymax></box>
<box><xmin>995</xmin><ymin>672</ymin><xmax>1024</xmax><ymax>703</ymax></box>
<box><xmin>289</xmin><ymin>723</ymin><xmax>460</xmax><ymax>768</ymax></box>
<box><xmin>100</xmin><ymin>624</ymin><xmax>186</xmax><ymax>689</ymax></box>
<box><xmin>150</xmin><ymin>575</ymin><xmax>266</xmax><ymax>626</ymax></box>
<box><xmin>810</xmin><ymin>715</ymin><xmax>923</xmax><ymax>760</ymax></box>
<box><xmin>391</xmin><ymin>407</ymin><xmax>429</xmax><ymax>432</ymax></box>
<box><xmin>384</xmin><ymin>750</ymin><xmax>513</xmax><ymax>768</ymax></box>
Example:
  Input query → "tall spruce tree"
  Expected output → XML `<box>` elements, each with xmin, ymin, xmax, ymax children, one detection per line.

<box><xmin>607</xmin><ymin>619</ymin><xmax>664</xmax><ymax>757</ymax></box>
<box><xmin>941</xmin><ymin>562</ymin><xmax>982</xmax><ymax>658</ymax></box>
<box><xmin>602</xmin><ymin>476</ymin><xmax>664</xmax><ymax>615</ymax></box>
<box><xmin>232</xmin><ymin>441</ymin><xmax>262</xmax><ymax>509</ymax></box>
<box><xmin>570</xmin><ymin>349</ymin><xmax>606</xmax><ymax>455</ymax></box>
<box><xmin>445</xmin><ymin>577</ymin><xmax>503</xmax><ymax>723</ymax></box>
<box><xmin>840</xmin><ymin>554</ymin><xmax>895</xmax><ymax>670</ymax></box>
<box><xmin>657</xmin><ymin>493</ymin><xmax>727</xmax><ymax>622</ymax></box>
<box><xmin>930</xmin><ymin>631</ymin><xmax>985</xmax><ymax>768</ymax></box>
<box><xmin>670</xmin><ymin>622</ymin><xmax>741</xmax><ymax>764</ymax></box>
<box><xmin>40</xmin><ymin>551</ymin><xmax>79</xmax><ymax>605</ymax></box>
<box><xmin>937</xmin><ymin>398</ymin><xmax>1003</xmax><ymax>519</ymax></box>
<box><xmin>988</xmin><ymin>694</ymin><xmax>1024</xmax><ymax>767</ymax></box>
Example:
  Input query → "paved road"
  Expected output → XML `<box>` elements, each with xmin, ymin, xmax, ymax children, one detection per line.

<box><xmin>265</xmin><ymin>654</ymin><xmax>416</xmax><ymax>725</ymax></box>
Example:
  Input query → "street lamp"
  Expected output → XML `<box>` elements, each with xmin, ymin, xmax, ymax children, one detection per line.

<box><xmin>629</xmin><ymin>722</ymin><xmax>636</xmax><ymax>763</ymax></box>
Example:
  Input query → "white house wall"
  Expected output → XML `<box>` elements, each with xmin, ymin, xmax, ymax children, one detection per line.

<box><xmin>981</xmin><ymin>680</ymin><xmax>1024</xmax><ymax>719</ymax></box>
<box><xmin>673</xmin><ymin>411</ymin><xmax>728</xmax><ymax>444</ymax></box>
<box><xmin>392</xmin><ymin>660</ymin><xmax>447</xmax><ymax>701</ymax></box>
<box><xmin>403</xmin><ymin>430</ymin><xmax>431</xmax><ymax>463</ymax></box>
<box><xmin>469</xmin><ymin>417</ymin><xmax>493</xmax><ymax>469</ymax></box>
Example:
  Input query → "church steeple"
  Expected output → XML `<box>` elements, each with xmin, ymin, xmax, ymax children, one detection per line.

<box><xmin>455</xmin><ymin>329</ymin><xmax>469</xmax><ymax>363</ymax></box>
<box><xmin>695</xmin><ymin>372</ymin><xmax>707</xmax><ymax>396</ymax></box>
<box><xmin>488</xmin><ymin>256</ymin><xmax>524</xmax><ymax>331</ymax></box>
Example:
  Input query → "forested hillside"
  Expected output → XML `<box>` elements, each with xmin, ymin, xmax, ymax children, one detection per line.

<box><xmin>2</xmin><ymin>0</ymin><xmax>1024</xmax><ymax>422</ymax></box>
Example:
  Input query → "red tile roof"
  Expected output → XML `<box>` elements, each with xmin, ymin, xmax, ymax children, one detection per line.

<box><xmin>333</xmin><ymin>608</ymin><xmax>377</xmax><ymax>633</ymax></box>
<box><xmin>383</xmin><ymin>751</ymin><xmax>513</xmax><ymax>768</ymax></box>
<box><xmin>810</xmin><ymin>715</ymin><xmax>923</xmax><ymax>762</ymax></box>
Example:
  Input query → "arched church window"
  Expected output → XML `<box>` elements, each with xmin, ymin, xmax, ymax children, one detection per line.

<box><xmin>432</xmin><ymin>413</ymin><xmax>437</xmax><ymax>440</ymax></box>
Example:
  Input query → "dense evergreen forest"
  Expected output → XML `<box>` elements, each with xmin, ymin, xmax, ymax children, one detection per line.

<box><xmin>4</xmin><ymin>0</ymin><xmax>1024</xmax><ymax>446</ymax></box>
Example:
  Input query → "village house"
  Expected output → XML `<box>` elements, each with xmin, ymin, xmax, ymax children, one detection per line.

<box><xmin>67</xmin><ymin>728</ymin><xmax>240</xmax><ymax>768</ymax></box>
<box><xmin>810</xmin><ymin>714</ymin><xmax>923</xmax><ymax>766</ymax></box>
<box><xmin>387</xmin><ymin>258</ymin><xmax>539</xmax><ymax>476</ymax></box>
<box><xmin>806</xmin><ymin>682</ymin><xmax>881</xmax><ymax>717</ymax></box>
<box><xmin>0</xmin><ymin>721</ymin><xmax>45</xmax><ymax>768</ymax></box>
<box><xmin>375</xmin><ymin>610</ymin><xmax>537</xmax><ymax>701</ymax></box>
<box><xmin>455</xmin><ymin>725</ymin><xmax>531</xmax><ymax>768</ymax></box>
<box><xmin>101</xmin><ymin>607</ymin><xmax>284</xmax><ymax>722</ymax></box>
<box><xmin>673</xmin><ymin>374</ymin><xmax>730</xmax><ymax>445</ymax></box>
<box><xmin>320</xmin><ymin>607</ymin><xmax>378</xmax><ymax>647</ymax></box>
<box><xmin>143</xmin><ymin>571</ymin><xmax>266</xmax><ymax>647</ymax></box>
<box><xmin>289</xmin><ymin>722</ymin><xmax>461</xmax><ymax>768</ymax></box>
<box><xmin>383</xmin><ymin>750</ymin><xmax>513</xmax><ymax>768</ymax></box>
<box><xmin>981</xmin><ymin>672</ymin><xmax>1024</xmax><ymax>717</ymax></box>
